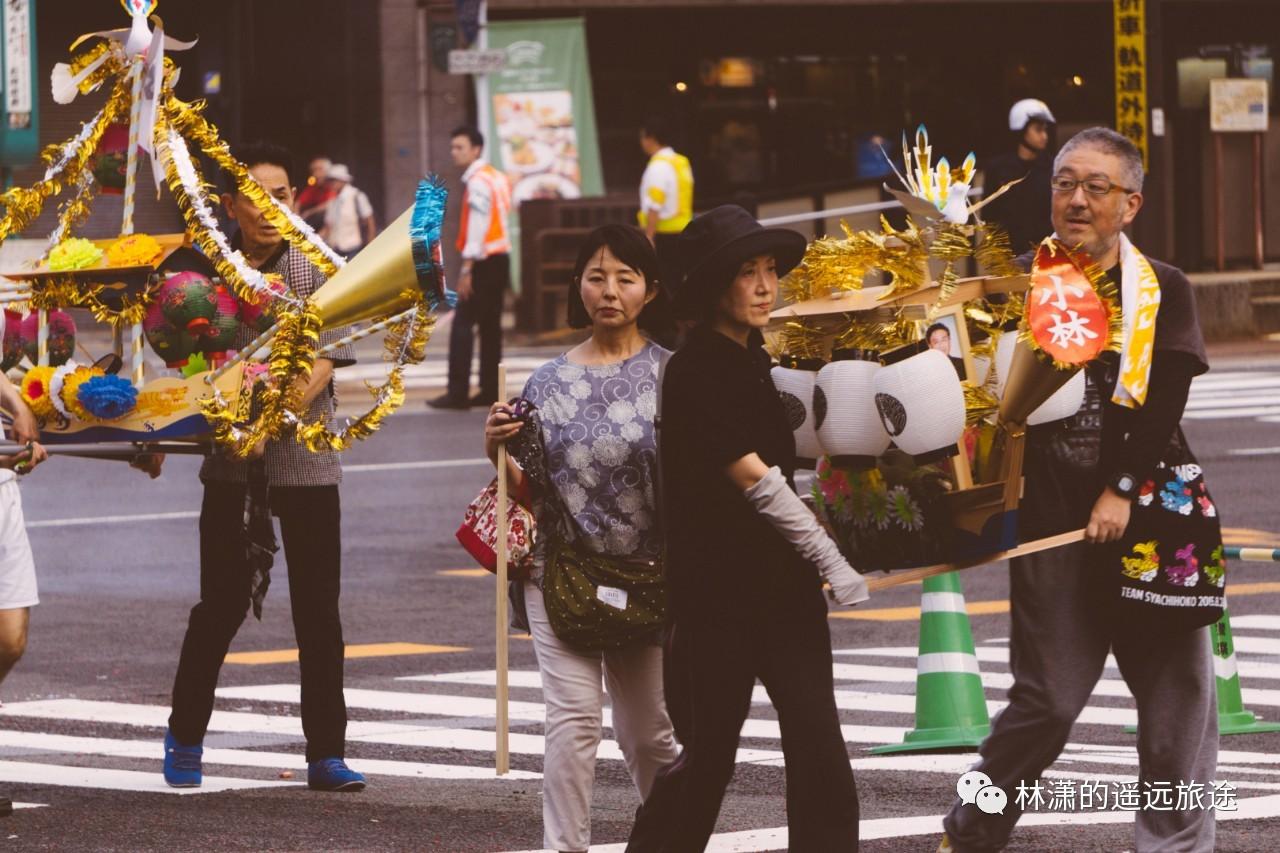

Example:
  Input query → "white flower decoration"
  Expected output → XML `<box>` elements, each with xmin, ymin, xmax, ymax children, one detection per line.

<box><xmin>606</xmin><ymin>523</ymin><xmax>639</xmax><ymax>553</ymax></box>
<box><xmin>556</xmin><ymin>363</ymin><xmax>585</xmax><ymax>382</ymax></box>
<box><xmin>616</xmin><ymin>488</ymin><xmax>645</xmax><ymax>514</ymax></box>
<box><xmin>592</xmin><ymin>434</ymin><xmax>630</xmax><ymax>466</ymax></box>
<box><xmin>542</xmin><ymin>392</ymin><xmax>579</xmax><ymax>424</ymax></box>
<box><xmin>566</xmin><ymin>442</ymin><xmax>592</xmax><ymax>470</ymax></box>
<box><xmin>607</xmin><ymin>399</ymin><xmax>637</xmax><ymax>424</ymax></box>
<box><xmin>569</xmin><ymin>379</ymin><xmax>592</xmax><ymax>400</ymax></box>
<box><xmin>620</xmin><ymin>421</ymin><xmax>644</xmax><ymax>442</ymax></box>
<box><xmin>635</xmin><ymin>390</ymin><xmax>657</xmax><ymax>420</ymax></box>
<box><xmin>594</xmin><ymin>363</ymin><xmax>622</xmax><ymax>378</ymax></box>
<box><xmin>577</xmin><ymin>467</ymin><xmax>600</xmax><ymax>489</ymax></box>
<box><xmin>561</xmin><ymin>482</ymin><xmax>588</xmax><ymax>514</ymax></box>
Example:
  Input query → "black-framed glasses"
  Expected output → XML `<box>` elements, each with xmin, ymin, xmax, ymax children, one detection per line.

<box><xmin>1050</xmin><ymin>175</ymin><xmax>1135</xmax><ymax>196</ymax></box>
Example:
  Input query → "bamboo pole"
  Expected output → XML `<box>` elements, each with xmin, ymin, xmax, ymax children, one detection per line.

<box><xmin>865</xmin><ymin>528</ymin><xmax>1086</xmax><ymax>592</ymax></box>
<box><xmin>495</xmin><ymin>364</ymin><xmax>510</xmax><ymax>775</ymax></box>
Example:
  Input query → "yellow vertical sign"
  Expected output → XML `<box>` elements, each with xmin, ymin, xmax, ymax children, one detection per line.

<box><xmin>1114</xmin><ymin>0</ymin><xmax>1149</xmax><ymax>169</ymax></box>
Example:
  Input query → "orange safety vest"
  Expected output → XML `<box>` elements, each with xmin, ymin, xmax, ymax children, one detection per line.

<box><xmin>456</xmin><ymin>163</ymin><xmax>513</xmax><ymax>257</ymax></box>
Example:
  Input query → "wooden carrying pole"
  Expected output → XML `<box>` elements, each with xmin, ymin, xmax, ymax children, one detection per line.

<box><xmin>494</xmin><ymin>364</ymin><xmax>510</xmax><ymax>775</ymax></box>
<box><xmin>866</xmin><ymin>528</ymin><xmax>1086</xmax><ymax>592</ymax></box>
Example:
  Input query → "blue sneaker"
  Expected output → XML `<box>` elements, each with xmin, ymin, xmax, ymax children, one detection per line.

<box><xmin>307</xmin><ymin>757</ymin><xmax>366</xmax><ymax>792</ymax></box>
<box><xmin>163</xmin><ymin>729</ymin><xmax>202</xmax><ymax>788</ymax></box>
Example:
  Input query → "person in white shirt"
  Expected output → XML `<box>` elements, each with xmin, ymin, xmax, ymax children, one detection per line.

<box><xmin>430</xmin><ymin>125</ymin><xmax>513</xmax><ymax>410</ymax></box>
<box><xmin>320</xmin><ymin>163</ymin><xmax>376</xmax><ymax>256</ymax></box>
<box><xmin>0</xmin><ymin>307</ymin><xmax>49</xmax><ymax>817</ymax></box>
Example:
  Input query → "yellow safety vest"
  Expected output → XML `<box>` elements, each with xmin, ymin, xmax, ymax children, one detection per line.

<box><xmin>638</xmin><ymin>150</ymin><xmax>693</xmax><ymax>234</ymax></box>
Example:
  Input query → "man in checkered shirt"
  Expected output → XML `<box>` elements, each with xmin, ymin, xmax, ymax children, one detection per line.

<box><xmin>148</xmin><ymin>142</ymin><xmax>366</xmax><ymax>792</ymax></box>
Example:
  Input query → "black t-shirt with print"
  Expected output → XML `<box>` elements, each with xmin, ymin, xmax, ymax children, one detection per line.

<box><xmin>660</xmin><ymin>327</ymin><xmax>826</xmax><ymax>624</ymax></box>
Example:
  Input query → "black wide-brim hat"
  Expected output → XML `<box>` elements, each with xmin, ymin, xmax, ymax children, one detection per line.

<box><xmin>673</xmin><ymin>205</ymin><xmax>808</xmax><ymax>319</ymax></box>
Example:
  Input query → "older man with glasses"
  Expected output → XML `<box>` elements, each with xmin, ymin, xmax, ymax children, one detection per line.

<box><xmin>939</xmin><ymin>127</ymin><xmax>1217</xmax><ymax>853</ymax></box>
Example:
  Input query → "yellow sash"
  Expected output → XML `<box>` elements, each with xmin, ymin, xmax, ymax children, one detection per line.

<box><xmin>1113</xmin><ymin>235</ymin><xmax>1161</xmax><ymax>409</ymax></box>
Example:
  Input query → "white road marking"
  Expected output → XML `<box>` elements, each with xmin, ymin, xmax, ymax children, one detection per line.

<box><xmin>0</xmin><ymin>698</ymin><xmax>781</xmax><ymax>764</ymax></box>
<box><xmin>0</xmin><ymin>730</ymin><xmax>540</xmax><ymax>782</ymax></box>
<box><xmin>495</xmin><ymin>792</ymin><xmax>1280</xmax><ymax>851</ymax></box>
<box><xmin>0</xmin><ymin>759</ymin><xmax>298</xmax><ymax>795</ymax></box>
<box><xmin>1228</xmin><ymin>615</ymin><xmax>1280</xmax><ymax>631</ymax></box>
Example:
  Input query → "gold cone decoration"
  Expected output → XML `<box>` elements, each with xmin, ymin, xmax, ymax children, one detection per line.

<box><xmin>997</xmin><ymin>336</ymin><xmax>1081</xmax><ymax>426</ymax></box>
<box><xmin>309</xmin><ymin>177</ymin><xmax>451</xmax><ymax>329</ymax></box>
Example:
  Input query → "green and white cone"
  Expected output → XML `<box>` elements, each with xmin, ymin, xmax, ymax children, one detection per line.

<box><xmin>1126</xmin><ymin>607</ymin><xmax>1280</xmax><ymax>735</ymax></box>
<box><xmin>871</xmin><ymin>571</ymin><xmax>991</xmax><ymax>754</ymax></box>
<box><xmin>1212</xmin><ymin>607</ymin><xmax>1280</xmax><ymax>735</ymax></box>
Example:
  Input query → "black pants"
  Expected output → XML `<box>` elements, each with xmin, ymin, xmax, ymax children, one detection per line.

<box><xmin>169</xmin><ymin>483</ymin><xmax>347</xmax><ymax>761</ymax></box>
<box><xmin>628</xmin><ymin>608</ymin><xmax>859</xmax><ymax>852</ymax></box>
<box><xmin>446</xmin><ymin>253</ymin><xmax>508</xmax><ymax>402</ymax></box>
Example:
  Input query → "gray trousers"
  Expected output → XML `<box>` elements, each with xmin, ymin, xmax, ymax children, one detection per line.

<box><xmin>943</xmin><ymin>542</ymin><xmax>1217</xmax><ymax>852</ymax></box>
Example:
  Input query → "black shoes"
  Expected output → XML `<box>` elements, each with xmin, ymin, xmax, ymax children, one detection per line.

<box><xmin>427</xmin><ymin>393</ymin><xmax>471</xmax><ymax>410</ymax></box>
<box><xmin>427</xmin><ymin>392</ymin><xmax>498</xmax><ymax>410</ymax></box>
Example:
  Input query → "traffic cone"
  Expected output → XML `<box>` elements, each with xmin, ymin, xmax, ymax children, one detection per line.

<box><xmin>871</xmin><ymin>571</ymin><xmax>991</xmax><ymax>753</ymax></box>
<box><xmin>1212</xmin><ymin>607</ymin><xmax>1280</xmax><ymax>735</ymax></box>
<box><xmin>1124</xmin><ymin>607</ymin><xmax>1280</xmax><ymax>736</ymax></box>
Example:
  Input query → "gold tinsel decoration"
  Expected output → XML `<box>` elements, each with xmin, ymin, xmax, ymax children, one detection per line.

<box><xmin>199</xmin><ymin>299</ymin><xmax>322</xmax><ymax>458</ymax></box>
<box><xmin>29</xmin><ymin>276</ymin><xmax>150</xmax><ymax>327</ymax></box>
<box><xmin>166</xmin><ymin>97</ymin><xmax>342</xmax><ymax>278</ymax></box>
<box><xmin>974</xmin><ymin>222</ymin><xmax>1020</xmax><ymax>278</ymax></box>
<box><xmin>832</xmin><ymin>311</ymin><xmax>917</xmax><ymax>353</ymax></box>
<box><xmin>773</xmin><ymin>319</ymin><xmax>826</xmax><ymax>362</ymax></box>
<box><xmin>964</xmin><ymin>383</ymin><xmax>1000</xmax><ymax>427</ymax></box>
<box><xmin>296</xmin><ymin>297</ymin><xmax>435</xmax><ymax>453</ymax></box>
<box><xmin>0</xmin><ymin>75</ymin><xmax>131</xmax><ymax>243</ymax></box>
<box><xmin>929</xmin><ymin>222</ymin><xmax>974</xmax><ymax>304</ymax></box>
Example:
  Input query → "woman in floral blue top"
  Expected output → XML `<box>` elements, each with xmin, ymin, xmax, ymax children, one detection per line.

<box><xmin>484</xmin><ymin>225</ymin><xmax>677</xmax><ymax>853</ymax></box>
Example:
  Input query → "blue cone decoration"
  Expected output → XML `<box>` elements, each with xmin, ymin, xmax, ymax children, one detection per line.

<box><xmin>409</xmin><ymin>174</ymin><xmax>456</xmax><ymax>311</ymax></box>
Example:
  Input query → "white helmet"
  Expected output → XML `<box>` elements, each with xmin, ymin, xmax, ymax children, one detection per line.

<box><xmin>1009</xmin><ymin>98</ymin><xmax>1056</xmax><ymax>131</ymax></box>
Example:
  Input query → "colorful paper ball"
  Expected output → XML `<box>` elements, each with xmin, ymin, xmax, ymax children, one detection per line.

<box><xmin>20</xmin><ymin>366</ymin><xmax>58</xmax><ymax>420</ymax></box>
<box><xmin>202</xmin><ymin>284</ymin><xmax>241</xmax><ymax>357</ymax></box>
<box><xmin>2</xmin><ymin>310</ymin><xmax>25</xmax><ymax>372</ymax></box>
<box><xmin>236</xmin><ymin>275</ymin><xmax>288</xmax><ymax>333</ymax></box>
<box><xmin>19</xmin><ymin>311</ymin><xmax>77</xmax><ymax>367</ymax></box>
<box><xmin>76</xmin><ymin>374</ymin><xmax>139</xmax><ymax>422</ymax></box>
<box><xmin>92</xmin><ymin>123</ymin><xmax>130</xmax><ymax>194</ymax></box>
<box><xmin>143</xmin><ymin>299</ymin><xmax>199</xmax><ymax>368</ymax></box>
<box><xmin>159</xmin><ymin>270</ymin><xmax>219</xmax><ymax>335</ymax></box>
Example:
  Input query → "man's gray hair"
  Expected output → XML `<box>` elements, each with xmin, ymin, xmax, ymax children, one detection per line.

<box><xmin>1053</xmin><ymin>127</ymin><xmax>1145</xmax><ymax>192</ymax></box>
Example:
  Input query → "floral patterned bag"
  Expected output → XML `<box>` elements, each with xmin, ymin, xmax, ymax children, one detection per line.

<box><xmin>1113</xmin><ymin>431</ymin><xmax>1224</xmax><ymax>632</ymax></box>
<box><xmin>455</xmin><ymin>477</ymin><xmax>536</xmax><ymax>580</ymax></box>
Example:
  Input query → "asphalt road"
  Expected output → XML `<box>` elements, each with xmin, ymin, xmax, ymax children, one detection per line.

<box><xmin>1</xmin><ymin>343</ymin><xmax>1278</xmax><ymax>851</ymax></box>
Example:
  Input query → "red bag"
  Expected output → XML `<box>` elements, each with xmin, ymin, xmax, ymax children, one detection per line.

<box><xmin>455</xmin><ymin>477</ymin><xmax>536</xmax><ymax>579</ymax></box>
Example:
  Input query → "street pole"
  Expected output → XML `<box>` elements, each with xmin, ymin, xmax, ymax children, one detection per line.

<box><xmin>475</xmin><ymin>0</ymin><xmax>490</xmax><ymax>143</ymax></box>
<box><xmin>1254</xmin><ymin>131</ymin><xmax>1265</xmax><ymax>270</ymax></box>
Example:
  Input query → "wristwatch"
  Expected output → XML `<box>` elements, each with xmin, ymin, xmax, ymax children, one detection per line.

<box><xmin>1110</xmin><ymin>472</ymin><xmax>1139</xmax><ymax>499</ymax></box>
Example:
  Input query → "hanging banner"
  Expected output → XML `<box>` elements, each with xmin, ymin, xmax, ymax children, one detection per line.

<box><xmin>0</xmin><ymin>0</ymin><xmax>39</xmax><ymax>165</ymax></box>
<box><xmin>484</xmin><ymin>18</ymin><xmax>604</xmax><ymax>206</ymax></box>
<box><xmin>1114</xmin><ymin>0</ymin><xmax>1149</xmax><ymax>170</ymax></box>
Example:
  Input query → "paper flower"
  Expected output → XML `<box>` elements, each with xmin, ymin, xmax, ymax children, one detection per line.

<box><xmin>106</xmin><ymin>233</ymin><xmax>164</xmax><ymax>268</ymax></box>
<box><xmin>48</xmin><ymin>237</ymin><xmax>104</xmax><ymax>271</ymax></box>
<box><xmin>20</xmin><ymin>366</ymin><xmax>58</xmax><ymax>419</ymax></box>
<box><xmin>180</xmin><ymin>352</ymin><xmax>209</xmax><ymax>378</ymax></box>
<box><xmin>48</xmin><ymin>362</ymin><xmax>78</xmax><ymax>419</ymax></box>
<box><xmin>59</xmin><ymin>365</ymin><xmax>106</xmax><ymax>422</ymax></box>
<box><xmin>76</xmin><ymin>374</ymin><xmax>139</xmax><ymax>421</ymax></box>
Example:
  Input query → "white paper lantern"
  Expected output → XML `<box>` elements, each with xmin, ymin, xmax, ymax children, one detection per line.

<box><xmin>771</xmin><ymin>362</ymin><xmax>823</xmax><ymax>467</ymax></box>
<box><xmin>994</xmin><ymin>333</ymin><xmax>1086</xmax><ymax>426</ymax></box>
<box><xmin>872</xmin><ymin>348</ymin><xmax>965</xmax><ymax>462</ymax></box>
<box><xmin>814</xmin><ymin>353</ymin><xmax>891</xmax><ymax>467</ymax></box>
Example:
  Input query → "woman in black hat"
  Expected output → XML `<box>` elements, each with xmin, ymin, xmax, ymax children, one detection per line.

<box><xmin>627</xmin><ymin>206</ymin><xmax>867</xmax><ymax>851</ymax></box>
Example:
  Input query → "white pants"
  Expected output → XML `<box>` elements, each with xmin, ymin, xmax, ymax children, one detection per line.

<box><xmin>0</xmin><ymin>477</ymin><xmax>37</xmax><ymax>610</ymax></box>
<box><xmin>525</xmin><ymin>580</ymin><xmax>679</xmax><ymax>852</ymax></box>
